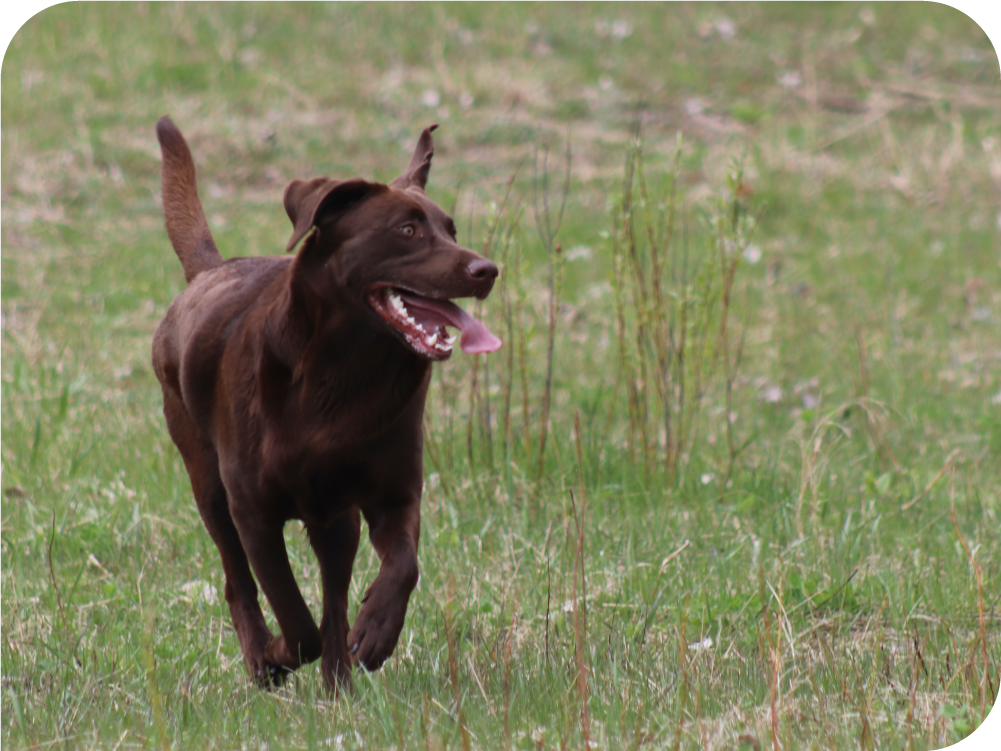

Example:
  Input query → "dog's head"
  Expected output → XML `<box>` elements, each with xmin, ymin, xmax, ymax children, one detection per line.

<box><xmin>284</xmin><ymin>126</ymin><xmax>500</xmax><ymax>361</ymax></box>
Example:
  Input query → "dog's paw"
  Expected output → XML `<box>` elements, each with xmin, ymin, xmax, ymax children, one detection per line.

<box><xmin>263</xmin><ymin>632</ymin><xmax>322</xmax><ymax>669</ymax></box>
<box><xmin>346</xmin><ymin>602</ymin><xmax>407</xmax><ymax>671</ymax></box>
<box><xmin>246</xmin><ymin>651</ymin><xmax>291</xmax><ymax>689</ymax></box>
<box><xmin>243</xmin><ymin>634</ymin><xmax>314</xmax><ymax>689</ymax></box>
<box><xmin>253</xmin><ymin>662</ymin><xmax>292</xmax><ymax>689</ymax></box>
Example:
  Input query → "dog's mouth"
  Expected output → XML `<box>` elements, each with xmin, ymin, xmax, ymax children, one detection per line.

<box><xmin>367</xmin><ymin>287</ymin><xmax>502</xmax><ymax>361</ymax></box>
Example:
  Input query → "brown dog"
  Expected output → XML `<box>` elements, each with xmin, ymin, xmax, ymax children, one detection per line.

<box><xmin>151</xmin><ymin>117</ymin><xmax>500</xmax><ymax>689</ymax></box>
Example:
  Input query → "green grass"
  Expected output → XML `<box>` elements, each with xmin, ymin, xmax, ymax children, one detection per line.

<box><xmin>2</xmin><ymin>3</ymin><xmax>999</xmax><ymax>749</ymax></box>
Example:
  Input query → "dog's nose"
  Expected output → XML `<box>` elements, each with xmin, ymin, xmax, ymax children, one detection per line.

<box><xmin>466</xmin><ymin>258</ymin><xmax>498</xmax><ymax>299</ymax></box>
<box><xmin>467</xmin><ymin>258</ymin><xmax>498</xmax><ymax>282</ymax></box>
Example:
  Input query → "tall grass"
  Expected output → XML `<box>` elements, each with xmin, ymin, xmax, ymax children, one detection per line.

<box><xmin>442</xmin><ymin>130</ymin><xmax>758</xmax><ymax>495</ymax></box>
<box><xmin>609</xmin><ymin>134</ymin><xmax>756</xmax><ymax>485</ymax></box>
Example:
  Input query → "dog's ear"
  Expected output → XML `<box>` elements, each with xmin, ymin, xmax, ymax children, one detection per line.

<box><xmin>284</xmin><ymin>177</ymin><xmax>378</xmax><ymax>253</ymax></box>
<box><xmin>390</xmin><ymin>124</ymin><xmax>438</xmax><ymax>191</ymax></box>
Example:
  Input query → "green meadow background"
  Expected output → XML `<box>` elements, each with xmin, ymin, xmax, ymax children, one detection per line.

<box><xmin>2</xmin><ymin>3</ymin><xmax>999</xmax><ymax>749</ymax></box>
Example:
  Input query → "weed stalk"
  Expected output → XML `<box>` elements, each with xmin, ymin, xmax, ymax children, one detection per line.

<box><xmin>503</xmin><ymin>607</ymin><xmax>517</xmax><ymax>751</ymax></box>
<box><xmin>569</xmin><ymin>488</ymin><xmax>590</xmax><ymax>748</ymax></box>
<box><xmin>612</xmin><ymin>133</ymin><xmax>755</xmax><ymax>484</ymax></box>
<box><xmin>673</xmin><ymin>596</ymin><xmax>690</xmax><ymax>751</ymax></box>
<box><xmin>444</xmin><ymin>578</ymin><xmax>471</xmax><ymax>751</ymax></box>
<box><xmin>950</xmin><ymin>495</ymin><xmax>995</xmax><ymax>706</ymax></box>
<box><xmin>531</xmin><ymin>137</ymin><xmax>570</xmax><ymax>480</ymax></box>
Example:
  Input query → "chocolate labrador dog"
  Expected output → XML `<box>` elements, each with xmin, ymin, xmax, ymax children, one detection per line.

<box><xmin>151</xmin><ymin>117</ymin><xmax>500</xmax><ymax>689</ymax></box>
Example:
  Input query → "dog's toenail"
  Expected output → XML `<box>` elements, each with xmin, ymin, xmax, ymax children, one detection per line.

<box><xmin>350</xmin><ymin>642</ymin><xmax>359</xmax><ymax>654</ymax></box>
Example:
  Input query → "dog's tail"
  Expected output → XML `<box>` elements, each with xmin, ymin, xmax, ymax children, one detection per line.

<box><xmin>155</xmin><ymin>116</ymin><xmax>224</xmax><ymax>283</ymax></box>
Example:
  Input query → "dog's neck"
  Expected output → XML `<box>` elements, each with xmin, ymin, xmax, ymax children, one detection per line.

<box><xmin>258</xmin><ymin>264</ymin><xmax>432</xmax><ymax>427</ymax></box>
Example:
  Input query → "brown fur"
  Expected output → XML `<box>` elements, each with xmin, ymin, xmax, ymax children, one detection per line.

<box><xmin>151</xmin><ymin>117</ymin><xmax>497</xmax><ymax>689</ymax></box>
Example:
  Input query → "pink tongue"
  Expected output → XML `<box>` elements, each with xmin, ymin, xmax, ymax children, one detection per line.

<box><xmin>398</xmin><ymin>293</ymin><xmax>502</xmax><ymax>354</ymax></box>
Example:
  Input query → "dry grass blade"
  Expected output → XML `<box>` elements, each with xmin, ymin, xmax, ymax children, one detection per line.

<box><xmin>569</xmin><ymin>487</ymin><xmax>590</xmax><ymax>747</ymax></box>
<box><xmin>444</xmin><ymin>578</ymin><xmax>471</xmax><ymax>751</ymax></box>
<box><xmin>532</xmin><ymin>137</ymin><xmax>571</xmax><ymax>480</ymax></box>
<box><xmin>902</xmin><ymin>448</ymin><xmax>960</xmax><ymax>511</ymax></box>
<box><xmin>949</xmin><ymin>495</ymin><xmax>995</xmax><ymax>707</ymax></box>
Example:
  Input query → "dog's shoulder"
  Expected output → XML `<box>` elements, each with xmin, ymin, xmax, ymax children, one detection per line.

<box><xmin>153</xmin><ymin>255</ymin><xmax>292</xmax><ymax>380</ymax></box>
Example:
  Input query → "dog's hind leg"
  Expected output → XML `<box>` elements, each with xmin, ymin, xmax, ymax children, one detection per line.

<box><xmin>306</xmin><ymin>508</ymin><xmax>361</xmax><ymax>690</ymax></box>
<box><xmin>162</xmin><ymin>388</ymin><xmax>276</xmax><ymax>684</ymax></box>
<box><xmin>347</xmin><ymin>498</ymin><xmax>421</xmax><ymax>670</ymax></box>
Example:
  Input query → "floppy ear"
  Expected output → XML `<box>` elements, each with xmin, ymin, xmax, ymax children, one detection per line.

<box><xmin>389</xmin><ymin>124</ymin><xmax>438</xmax><ymax>191</ymax></box>
<box><xmin>283</xmin><ymin>177</ymin><xmax>379</xmax><ymax>252</ymax></box>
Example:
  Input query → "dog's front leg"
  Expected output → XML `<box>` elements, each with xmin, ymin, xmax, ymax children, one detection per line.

<box><xmin>229</xmin><ymin>502</ymin><xmax>323</xmax><ymax>680</ymax></box>
<box><xmin>348</xmin><ymin>499</ymin><xmax>420</xmax><ymax>670</ymax></box>
<box><xmin>306</xmin><ymin>508</ymin><xmax>361</xmax><ymax>690</ymax></box>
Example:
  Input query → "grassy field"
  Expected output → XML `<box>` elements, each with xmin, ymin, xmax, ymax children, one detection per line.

<box><xmin>2</xmin><ymin>3</ymin><xmax>1000</xmax><ymax>749</ymax></box>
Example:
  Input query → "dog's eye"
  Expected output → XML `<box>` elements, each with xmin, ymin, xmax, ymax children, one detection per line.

<box><xmin>399</xmin><ymin>225</ymin><xmax>415</xmax><ymax>237</ymax></box>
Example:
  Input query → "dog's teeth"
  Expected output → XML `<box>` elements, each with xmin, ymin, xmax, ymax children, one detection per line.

<box><xmin>390</xmin><ymin>294</ymin><xmax>404</xmax><ymax>311</ymax></box>
<box><xmin>444</xmin><ymin>333</ymin><xmax>457</xmax><ymax>346</ymax></box>
<box><xmin>427</xmin><ymin>333</ymin><xmax>437</xmax><ymax>346</ymax></box>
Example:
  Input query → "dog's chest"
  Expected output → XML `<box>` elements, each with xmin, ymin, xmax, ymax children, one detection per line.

<box><xmin>287</xmin><ymin>451</ymin><xmax>422</xmax><ymax>525</ymax></box>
